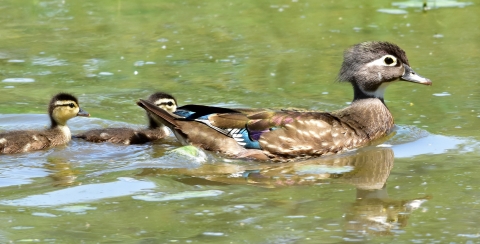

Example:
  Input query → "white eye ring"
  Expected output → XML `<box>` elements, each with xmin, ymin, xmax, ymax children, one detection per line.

<box><xmin>383</xmin><ymin>55</ymin><xmax>397</xmax><ymax>66</ymax></box>
<box><xmin>367</xmin><ymin>55</ymin><xmax>398</xmax><ymax>67</ymax></box>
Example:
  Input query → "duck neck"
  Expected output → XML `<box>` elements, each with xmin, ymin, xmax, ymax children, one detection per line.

<box><xmin>148</xmin><ymin>116</ymin><xmax>168</xmax><ymax>130</ymax></box>
<box><xmin>56</xmin><ymin>125</ymin><xmax>71</xmax><ymax>141</ymax></box>
<box><xmin>50</xmin><ymin>116</ymin><xmax>61</xmax><ymax>129</ymax></box>
<box><xmin>49</xmin><ymin>122</ymin><xmax>71</xmax><ymax>142</ymax></box>
<box><xmin>352</xmin><ymin>84</ymin><xmax>385</xmax><ymax>104</ymax></box>
<box><xmin>50</xmin><ymin>116</ymin><xmax>68</xmax><ymax>128</ymax></box>
<box><xmin>335</xmin><ymin>98</ymin><xmax>394</xmax><ymax>140</ymax></box>
<box><xmin>49</xmin><ymin>115</ymin><xmax>71</xmax><ymax>140</ymax></box>
<box><xmin>148</xmin><ymin>116</ymin><xmax>159</xmax><ymax>129</ymax></box>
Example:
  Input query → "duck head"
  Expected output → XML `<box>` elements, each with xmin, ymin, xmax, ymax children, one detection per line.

<box><xmin>338</xmin><ymin>41</ymin><xmax>432</xmax><ymax>102</ymax></box>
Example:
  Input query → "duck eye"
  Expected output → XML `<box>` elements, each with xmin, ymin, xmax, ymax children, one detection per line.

<box><xmin>384</xmin><ymin>56</ymin><xmax>395</xmax><ymax>65</ymax></box>
<box><xmin>69</xmin><ymin>103</ymin><xmax>75</xmax><ymax>108</ymax></box>
<box><xmin>167</xmin><ymin>102</ymin><xmax>174</xmax><ymax>106</ymax></box>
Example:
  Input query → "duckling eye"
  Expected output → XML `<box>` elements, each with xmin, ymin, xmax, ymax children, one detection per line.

<box><xmin>157</xmin><ymin>102</ymin><xmax>174</xmax><ymax>107</ymax></box>
<box><xmin>69</xmin><ymin>103</ymin><xmax>75</xmax><ymax>108</ymax></box>
<box><xmin>383</xmin><ymin>56</ymin><xmax>397</xmax><ymax>66</ymax></box>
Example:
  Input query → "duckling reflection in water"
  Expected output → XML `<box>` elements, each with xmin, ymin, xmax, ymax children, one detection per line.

<box><xmin>0</xmin><ymin>93</ymin><xmax>89</xmax><ymax>154</ymax></box>
<box><xmin>45</xmin><ymin>157</ymin><xmax>80</xmax><ymax>187</ymax></box>
<box><xmin>75</xmin><ymin>92</ymin><xmax>177</xmax><ymax>145</ymax></box>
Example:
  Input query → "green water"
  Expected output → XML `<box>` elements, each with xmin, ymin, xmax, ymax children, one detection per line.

<box><xmin>1</xmin><ymin>0</ymin><xmax>480</xmax><ymax>243</ymax></box>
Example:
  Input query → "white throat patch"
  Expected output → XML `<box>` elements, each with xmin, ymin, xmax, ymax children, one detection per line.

<box><xmin>57</xmin><ymin>125</ymin><xmax>71</xmax><ymax>142</ymax></box>
<box><xmin>361</xmin><ymin>82</ymin><xmax>395</xmax><ymax>99</ymax></box>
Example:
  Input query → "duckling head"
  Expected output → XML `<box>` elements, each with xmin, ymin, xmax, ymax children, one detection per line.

<box><xmin>148</xmin><ymin>92</ymin><xmax>177</xmax><ymax>113</ymax></box>
<box><xmin>338</xmin><ymin>41</ymin><xmax>431</xmax><ymax>101</ymax></box>
<box><xmin>49</xmin><ymin>93</ymin><xmax>90</xmax><ymax>127</ymax></box>
<box><xmin>146</xmin><ymin>92</ymin><xmax>177</xmax><ymax>129</ymax></box>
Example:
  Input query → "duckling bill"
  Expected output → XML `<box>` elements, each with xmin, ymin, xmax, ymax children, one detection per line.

<box><xmin>74</xmin><ymin>92</ymin><xmax>177</xmax><ymax>144</ymax></box>
<box><xmin>0</xmin><ymin>93</ymin><xmax>89</xmax><ymax>154</ymax></box>
<box><xmin>137</xmin><ymin>41</ymin><xmax>432</xmax><ymax>162</ymax></box>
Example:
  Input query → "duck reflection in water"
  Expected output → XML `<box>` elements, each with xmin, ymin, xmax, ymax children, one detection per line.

<box><xmin>138</xmin><ymin>146</ymin><xmax>430</xmax><ymax>236</ymax></box>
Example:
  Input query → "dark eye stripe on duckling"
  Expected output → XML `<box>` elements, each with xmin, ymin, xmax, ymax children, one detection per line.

<box><xmin>55</xmin><ymin>102</ymin><xmax>77</xmax><ymax>108</ymax></box>
<box><xmin>156</xmin><ymin>101</ymin><xmax>175</xmax><ymax>106</ymax></box>
<box><xmin>155</xmin><ymin>98</ymin><xmax>176</xmax><ymax>107</ymax></box>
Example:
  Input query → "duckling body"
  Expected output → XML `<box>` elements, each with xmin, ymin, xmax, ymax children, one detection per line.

<box><xmin>75</xmin><ymin>92</ymin><xmax>177</xmax><ymax>145</ymax></box>
<box><xmin>0</xmin><ymin>93</ymin><xmax>89</xmax><ymax>154</ymax></box>
<box><xmin>137</xmin><ymin>41</ymin><xmax>432</xmax><ymax>161</ymax></box>
<box><xmin>75</xmin><ymin>127</ymin><xmax>170</xmax><ymax>145</ymax></box>
<box><xmin>0</xmin><ymin>127</ymin><xmax>71</xmax><ymax>154</ymax></box>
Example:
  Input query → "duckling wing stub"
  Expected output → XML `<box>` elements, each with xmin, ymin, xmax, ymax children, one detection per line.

<box><xmin>0</xmin><ymin>131</ymin><xmax>54</xmax><ymax>154</ymax></box>
<box><xmin>75</xmin><ymin>128</ymin><xmax>127</xmax><ymax>143</ymax></box>
<box><xmin>74</xmin><ymin>128</ymin><xmax>162</xmax><ymax>144</ymax></box>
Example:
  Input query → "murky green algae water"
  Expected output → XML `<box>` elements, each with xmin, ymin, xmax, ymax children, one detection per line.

<box><xmin>1</xmin><ymin>0</ymin><xmax>480</xmax><ymax>243</ymax></box>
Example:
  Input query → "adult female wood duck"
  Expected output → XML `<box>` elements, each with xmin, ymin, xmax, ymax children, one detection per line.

<box><xmin>137</xmin><ymin>41</ymin><xmax>432</xmax><ymax>161</ymax></box>
<box><xmin>74</xmin><ymin>92</ymin><xmax>177</xmax><ymax>144</ymax></box>
<box><xmin>0</xmin><ymin>93</ymin><xmax>90</xmax><ymax>154</ymax></box>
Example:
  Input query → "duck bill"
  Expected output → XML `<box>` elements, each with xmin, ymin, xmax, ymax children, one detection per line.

<box><xmin>401</xmin><ymin>64</ymin><xmax>432</xmax><ymax>85</ymax></box>
<box><xmin>77</xmin><ymin>108</ymin><xmax>90</xmax><ymax>117</ymax></box>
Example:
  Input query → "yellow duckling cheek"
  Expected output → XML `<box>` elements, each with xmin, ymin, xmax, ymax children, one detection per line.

<box><xmin>166</xmin><ymin>106</ymin><xmax>176</xmax><ymax>113</ymax></box>
<box><xmin>53</xmin><ymin>107</ymin><xmax>79</xmax><ymax>125</ymax></box>
<box><xmin>72</xmin><ymin>107</ymin><xmax>80</xmax><ymax>118</ymax></box>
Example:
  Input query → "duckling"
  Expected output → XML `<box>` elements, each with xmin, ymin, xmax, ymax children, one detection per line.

<box><xmin>137</xmin><ymin>41</ymin><xmax>432</xmax><ymax>161</ymax></box>
<box><xmin>74</xmin><ymin>92</ymin><xmax>177</xmax><ymax>144</ymax></box>
<box><xmin>0</xmin><ymin>93</ymin><xmax>90</xmax><ymax>154</ymax></box>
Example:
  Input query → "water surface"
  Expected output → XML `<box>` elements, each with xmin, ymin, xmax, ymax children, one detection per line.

<box><xmin>1</xmin><ymin>0</ymin><xmax>480</xmax><ymax>243</ymax></box>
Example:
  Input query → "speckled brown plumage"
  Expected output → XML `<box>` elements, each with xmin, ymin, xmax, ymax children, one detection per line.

<box><xmin>137</xmin><ymin>41</ymin><xmax>432</xmax><ymax>161</ymax></box>
<box><xmin>255</xmin><ymin>99</ymin><xmax>394</xmax><ymax>158</ymax></box>
<box><xmin>0</xmin><ymin>93</ymin><xmax>89</xmax><ymax>154</ymax></box>
<box><xmin>74</xmin><ymin>92</ymin><xmax>176</xmax><ymax>145</ymax></box>
<box><xmin>75</xmin><ymin>127</ymin><xmax>170</xmax><ymax>145</ymax></box>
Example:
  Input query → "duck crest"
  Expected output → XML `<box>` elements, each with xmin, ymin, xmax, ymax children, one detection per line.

<box><xmin>137</xmin><ymin>41</ymin><xmax>431</xmax><ymax>161</ymax></box>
